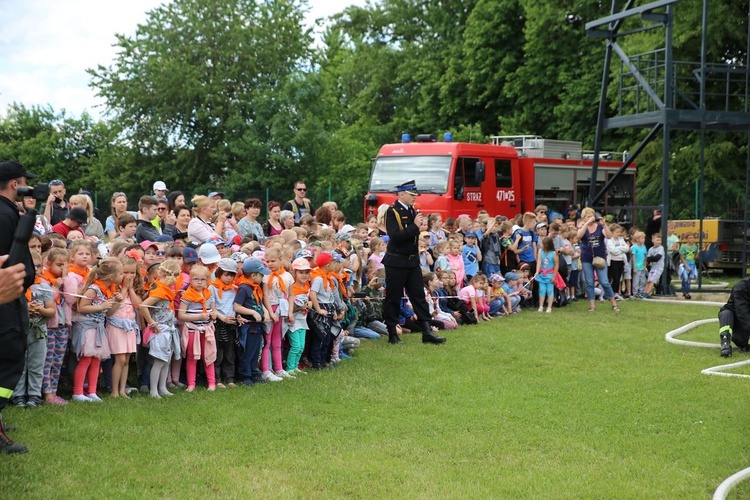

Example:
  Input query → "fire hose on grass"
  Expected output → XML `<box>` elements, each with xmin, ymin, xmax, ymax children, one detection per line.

<box><xmin>656</xmin><ymin>298</ymin><xmax>750</xmax><ymax>499</ymax></box>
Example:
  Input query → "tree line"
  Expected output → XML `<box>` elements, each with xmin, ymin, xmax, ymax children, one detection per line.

<box><xmin>1</xmin><ymin>0</ymin><xmax>749</xmax><ymax>219</ymax></box>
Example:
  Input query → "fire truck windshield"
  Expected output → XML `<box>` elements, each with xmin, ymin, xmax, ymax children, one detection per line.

<box><xmin>369</xmin><ymin>156</ymin><xmax>451</xmax><ymax>193</ymax></box>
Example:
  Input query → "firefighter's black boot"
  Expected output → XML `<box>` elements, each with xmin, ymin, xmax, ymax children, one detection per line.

<box><xmin>0</xmin><ymin>414</ymin><xmax>27</xmax><ymax>454</ymax></box>
<box><xmin>720</xmin><ymin>334</ymin><xmax>732</xmax><ymax>358</ymax></box>
<box><xmin>387</xmin><ymin>325</ymin><xmax>403</xmax><ymax>344</ymax></box>
<box><xmin>421</xmin><ymin>321</ymin><xmax>446</xmax><ymax>345</ymax></box>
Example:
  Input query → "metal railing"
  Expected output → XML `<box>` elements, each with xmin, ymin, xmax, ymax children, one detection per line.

<box><xmin>617</xmin><ymin>49</ymin><xmax>750</xmax><ymax>115</ymax></box>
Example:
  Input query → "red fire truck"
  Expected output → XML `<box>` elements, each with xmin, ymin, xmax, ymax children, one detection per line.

<box><xmin>364</xmin><ymin>134</ymin><xmax>635</xmax><ymax>221</ymax></box>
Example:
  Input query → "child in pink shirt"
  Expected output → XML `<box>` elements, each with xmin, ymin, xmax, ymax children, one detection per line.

<box><xmin>446</xmin><ymin>240</ymin><xmax>466</xmax><ymax>287</ymax></box>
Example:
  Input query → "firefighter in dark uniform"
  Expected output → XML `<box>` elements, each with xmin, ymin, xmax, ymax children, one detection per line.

<box><xmin>718</xmin><ymin>276</ymin><xmax>750</xmax><ymax>358</ymax></box>
<box><xmin>383</xmin><ymin>180</ymin><xmax>446</xmax><ymax>345</ymax></box>
<box><xmin>0</xmin><ymin>160</ymin><xmax>37</xmax><ymax>454</ymax></box>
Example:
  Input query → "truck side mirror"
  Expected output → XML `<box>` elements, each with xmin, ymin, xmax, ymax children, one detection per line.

<box><xmin>475</xmin><ymin>162</ymin><xmax>486</xmax><ymax>184</ymax></box>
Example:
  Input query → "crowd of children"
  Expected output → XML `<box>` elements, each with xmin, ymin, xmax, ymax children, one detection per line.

<box><xmin>9</xmin><ymin>190</ymin><xmax>696</xmax><ymax>406</ymax></box>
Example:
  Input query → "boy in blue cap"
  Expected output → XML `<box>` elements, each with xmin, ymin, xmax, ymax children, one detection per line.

<box><xmin>234</xmin><ymin>258</ymin><xmax>270</xmax><ymax>385</ymax></box>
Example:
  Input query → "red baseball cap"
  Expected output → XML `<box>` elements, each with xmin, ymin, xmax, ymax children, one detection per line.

<box><xmin>316</xmin><ymin>251</ymin><xmax>333</xmax><ymax>268</ymax></box>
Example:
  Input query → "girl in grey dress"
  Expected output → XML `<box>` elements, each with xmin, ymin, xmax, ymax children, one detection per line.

<box><xmin>139</xmin><ymin>260</ymin><xmax>182</xmax><ymax>399</ymax></box>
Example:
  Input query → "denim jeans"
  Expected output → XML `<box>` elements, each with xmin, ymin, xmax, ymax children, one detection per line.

<box><xmin>365</xmin><ymin>320</ymin><xmax>387</xmax><ymax>336</ymax></box>
<box><xmin>582</xmin><ymin>261</ymin><xmax>615</xmax><ymax>300</ymax></box>
<box><xmin>482</xmin><ymin>262</ymin><xmax>501</xmax><ymax>277</ymax></box>
<box><xmin>237</xmin><ymin>325</ymin><xmax>263</xmax><ymax>382</ymax></box>
<box><xmin>351</xmin><ymin>326</ymin><xmax>381</xmax><ymax>339</ymax></box>
<box><xmin>680</xmin><ymin>262</ymin><xmax>696</xmax><ymax>292</ymax></box>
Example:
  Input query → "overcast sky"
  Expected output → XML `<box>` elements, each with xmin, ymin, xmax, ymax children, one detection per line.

<box><xmin>0</xmin><ymin>0</ymin><xmax>365</xmax><ymax>118</ymax></box>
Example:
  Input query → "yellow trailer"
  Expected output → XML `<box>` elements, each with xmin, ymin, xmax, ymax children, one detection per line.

<box><xmin>670</xmin><ymin>219</ymin><xmax>750</xmax><ymax>270</ymax></box>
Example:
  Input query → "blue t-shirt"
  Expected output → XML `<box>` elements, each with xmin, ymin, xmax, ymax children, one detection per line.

<box><xmin>514</xmin><ymin>229</ymin><xmax>537</xmax><ymax>263</ymax></box>
<box><xmin>540</xmin><ymin>249</ymin><xmax>556</xmax><ymax>272</ymax></box>
<box><xmin>462</xmin><ymin>244</ymin><xmax>479</xmax><ymax>277</ymax></box>
<box><xmin>632</xmin><ymin>244</ymin><xmax>647</xmax><ymax>271</ymax></box>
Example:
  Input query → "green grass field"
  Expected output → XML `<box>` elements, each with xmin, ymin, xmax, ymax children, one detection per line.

<box><xmin>2</xmin><ymin>298</ymin><xmax>749</xmax><ymax>498</ymax></box>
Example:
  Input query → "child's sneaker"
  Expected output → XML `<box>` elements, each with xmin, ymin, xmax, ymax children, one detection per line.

<box><xmin>262</xmin><ymin>371</ymin><xmax>283</xmax><ymax>382</ymax></box>
<box><xmin>25</xmin><ymin>396</ymin><xmax>44</xmax><ymax>408</ymax></box>
<box><xmin>72</xmin><ymin>394</ymin><xmax>91</xmax><ymax>403</ymax></box>
<box><xmin>87</xmin><ymin>394</ymin><xmax>103</xmax><ymax>403</ymax></box>
<box><xmin>45</xmin><ymin>395</ymin><xmax>68</xmax><ymax>406</ymax></box>
<box><xmin>641</xmin><ymin>292</ymin><xmax>650</xmax><ymax>299</ymax></box>
<box><xmin>274</xmin><ymin>370</ymin><xmax>295</xmax><ymax>379</ymax></box>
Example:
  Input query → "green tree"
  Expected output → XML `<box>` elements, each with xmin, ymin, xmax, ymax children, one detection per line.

<box><xmin>0</xmin><ymin>103</ymin><xmax>126</xmax><ymax>195</ymax></box>
<box><xmin>502</xmin><ymin>1</ymin><xmax>612</xmax><ymax>142</ymax></box>
<box><xmin>89</xmin><ymin>0</ymin><xmax>318</xmax><ymax>192</ymax></box>
<box><xmin>441</xmin><ymin>0</ymin><xmax>524</xmax><ymax>135</ymax></box>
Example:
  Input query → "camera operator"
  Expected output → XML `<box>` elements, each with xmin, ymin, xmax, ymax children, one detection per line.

<box><xmin>0</xmin><ymin>160</ymin><xmax>37</xmax><ymax>454</ymax></box>
<box><xmin>43</xmin><ymin>179</ymin><xmax>68</xmax><ymax>226</ymax></box>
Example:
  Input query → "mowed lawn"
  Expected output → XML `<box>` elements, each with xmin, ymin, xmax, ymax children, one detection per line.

<box><xmin>2</xmin><ymin>299</ymin><xmax>749</xmax><ymax>498</ymax></box>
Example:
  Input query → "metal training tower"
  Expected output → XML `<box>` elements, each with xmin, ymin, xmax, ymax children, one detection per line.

<box><xmin>585</xmin><ymin>0</ymin><xmax>750</xmax><ymax>292</ymax></box>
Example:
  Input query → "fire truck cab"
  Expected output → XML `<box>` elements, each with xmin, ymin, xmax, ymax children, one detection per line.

<box><xmin>365</xmin><ymin>134</ymin><xmax>634</xmax><ymax>221</ymax></box>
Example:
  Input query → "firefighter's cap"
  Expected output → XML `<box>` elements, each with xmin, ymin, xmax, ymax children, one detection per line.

<box><xmin>395</xmin><ymin>180</ymin><xmax>418</xmax><ymax>195</ymax></box>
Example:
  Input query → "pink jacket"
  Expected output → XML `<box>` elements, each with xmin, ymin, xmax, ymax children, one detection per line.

<box><xmin>62</xmin><ymin>273</ymin><xmax>84</xmax><ymax>326</ymax></box>
<box><xmin>180</xmin><ymin>321</ymin><xmax>217</xmax><ymax>365</ymax></box>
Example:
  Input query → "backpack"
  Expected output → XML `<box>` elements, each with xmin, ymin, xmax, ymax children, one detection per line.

<box><xmin>500</xmin><ymin>236</ymin><xmax>518</xmax><ymax>272</ymax></box>
<box><xmin>555</xmin><ymin>287</ymin><xmax>568</xmax><ymax>308</ymax></box>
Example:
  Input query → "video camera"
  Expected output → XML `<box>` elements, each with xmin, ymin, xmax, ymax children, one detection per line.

<box><xmin>7</xmin><ymin>183</ymin><xmax>51</xmax><ymax>267</ymax></box>
<box><xmin>17</xmin><ymin>183</ymin><xmax>50</xmax><ymax>202</ymax></box>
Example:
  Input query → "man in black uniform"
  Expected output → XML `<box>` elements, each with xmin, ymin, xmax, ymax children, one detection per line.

<box><xmin>718</xmin><ymin>276</ymin><xmax>750</xmax><ymax>358</ymax></box>
<box><xmin>383</xmin><ymin>180</ymin><xmax>446</xmax><ymax>345</ymax></box>
<box><xmin>0</xmin><ymin>160</ymin><xmax>37</xmax><ymax>454</ymax></box>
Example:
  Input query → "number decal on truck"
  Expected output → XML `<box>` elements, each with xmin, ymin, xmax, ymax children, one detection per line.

<box><xmin>496</xmin><ymin>190</ymin><xmax>515</xmax><ymax>202</ymax></box>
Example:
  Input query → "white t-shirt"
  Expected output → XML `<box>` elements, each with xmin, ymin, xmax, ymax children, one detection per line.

<box><xmin>262</xmin><ymin>271</ymin><xmax>293</xmax><ymax>306</ymax></box>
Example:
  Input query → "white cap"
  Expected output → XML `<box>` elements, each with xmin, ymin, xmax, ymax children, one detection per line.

<box><xmin>217</xmin><ymin>258</ymin><xmax>238</xmax><ymax>273</ymax></box>
<box><xmin>153</xmin><ymin>180</ymin><xmax>167</xmax><ymax>191</ymax></box>
<box><xmin>198</xmin><ymin>243</ymin><xmax>220</xmax><ymax>264</ymax></box>
<box><xmin>338</xmin><ymin>224</ymin><xmax>356</xmax><ymax>234</ymax></box>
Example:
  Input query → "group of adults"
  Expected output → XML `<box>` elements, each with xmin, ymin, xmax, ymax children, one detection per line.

<box><xmin>103</xmin><ymin>181</ymin><xmax>319</xmax><ymax>246</ymax></box>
